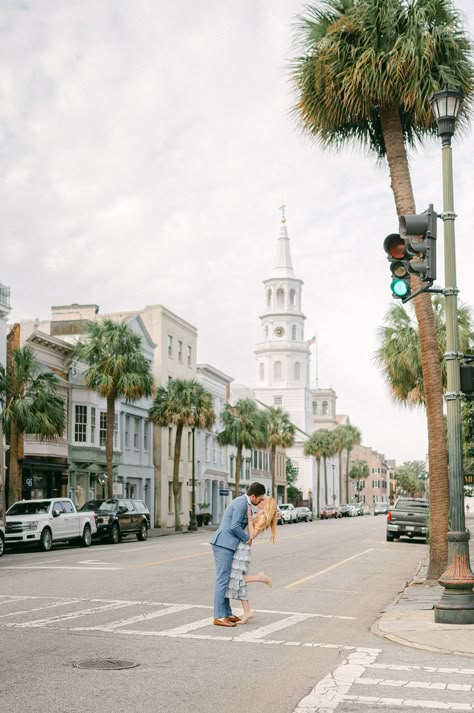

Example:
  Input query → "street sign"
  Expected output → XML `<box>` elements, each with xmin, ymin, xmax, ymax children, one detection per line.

<box><xmin>464</xmin><ymin>473</ymin><xmax>474</xmax><ymax>485</ymax></box>
<box><xmin>219</xmin><ymin>489</ymin><xmax>229</xmax><ymax>496</ymax></box>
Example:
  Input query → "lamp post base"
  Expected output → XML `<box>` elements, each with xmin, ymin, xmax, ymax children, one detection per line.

<box><xmin>188</xmin><ymin>518</ymin><xmax>198</xmax><ymax>532</ymax></box>
<box><xmin>434</xmin><ymin>531</ymin><xmax>474</xmax><ymax>624</ymax></box>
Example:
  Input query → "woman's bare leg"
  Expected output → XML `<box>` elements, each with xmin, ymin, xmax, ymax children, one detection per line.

<box><xmin>245</xmin><ymin>572</ymin><xmax>272</xmax><ymax>588</ymax></box>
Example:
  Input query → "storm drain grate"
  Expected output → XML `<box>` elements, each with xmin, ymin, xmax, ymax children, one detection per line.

<box><xmin>74</xmin><ymin>658</ymin><xmax>139</xmax><ymax>670</ymax></box>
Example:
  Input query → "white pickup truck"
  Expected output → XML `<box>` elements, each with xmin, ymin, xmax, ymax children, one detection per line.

<box><xmin>6</xmin><ymin>498</ymin><xmax>97</xmax><ymax>552</ymax></box>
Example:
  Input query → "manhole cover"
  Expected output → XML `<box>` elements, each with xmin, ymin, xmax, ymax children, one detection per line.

<box><xmin>74</xmin><ymin>659</ymin><xmax>139</xmax><ymax>670</ymax></box>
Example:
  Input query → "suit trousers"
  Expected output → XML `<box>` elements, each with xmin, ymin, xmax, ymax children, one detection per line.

<box><xmin>211</xmin><ymin>544</ymin><xmax>235</xmax><ymax>619</ymax></box>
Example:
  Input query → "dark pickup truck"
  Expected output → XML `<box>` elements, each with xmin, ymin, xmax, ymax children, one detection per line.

<box><xmin>386</xmin><ymin>497</ymin><xmax>429</xmax><ymax>542</ymax></box>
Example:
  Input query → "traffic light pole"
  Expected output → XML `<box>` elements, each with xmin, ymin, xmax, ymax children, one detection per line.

<box><xmin>434</xmin><ymin>130</ymin><xmax>474</xmax><ymax>624</ymax></box>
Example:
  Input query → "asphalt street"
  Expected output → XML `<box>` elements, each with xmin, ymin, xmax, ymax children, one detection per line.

<box><xmin>1</xmin><ymin>515</ymin><xmax>473</xmax><ymax>713</ymax></box>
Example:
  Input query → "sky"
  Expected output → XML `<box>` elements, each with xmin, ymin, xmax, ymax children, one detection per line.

<box><xmin>1</xmin><ymin>0</ymin><xmax>474</xmax><ymax>466</ymax></box>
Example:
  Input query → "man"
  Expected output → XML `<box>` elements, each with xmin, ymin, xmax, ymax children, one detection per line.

<box><xmin>210</xmin><ymin>482</ymin><xmax>266</xmax><ymax>627</ymax></box>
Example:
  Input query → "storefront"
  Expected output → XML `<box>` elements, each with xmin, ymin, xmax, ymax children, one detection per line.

<box><xmin>20</xmin><ymin>457</ymin><xmax>69</xmax><ymax>500</ymax></box>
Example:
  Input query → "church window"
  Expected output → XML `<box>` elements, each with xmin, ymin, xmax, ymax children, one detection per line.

<box><xmin>322</xmin><ymin>401</ymin><xmax>328</xmax><ymax>415</ymax></box>
<box><xmin>267</xmin><ymin>290</ymin><xmax>272</xmax><ymax>308</ymax></box>
<box><xmin>265</xmin><ymin>325</ymin><xmax>269</xmax><ymax>338</ymax></box>
<box><xmin>289</xmin><ymin>289</ymin><xmax>295</xmax><ymax>307</ymax></box>
<box><xmin>291</xmin><ymin>325</ymin><xmax>296</xmax><ymax>341</ymax></box>
<box><xmin>312</xmin><ymin>401</ymin><xmax>317</xmax><ymax>415</ymax></box>
<box><xmin>274</xmin><ymin>395</ymin><xmax>283</xmax><ymax>405</ymax></box>
<box><xmin>294</xmin><ymin>362</ymin><xmax>301</xmax><ymax>380</ymax></box>
<box><xmin>274</xmin><ymin>361</ymin><xmax>282</xmax><ymax>380</ymax></box>
<box><xmin>276</xmin><ymin>288</ymin><xmax>284</xmax><ymax>307</ymax></box>
<box><xmin>259</xmin><ymin>363</ymin><xmax>264</xmax><ymax>381</ymax></box>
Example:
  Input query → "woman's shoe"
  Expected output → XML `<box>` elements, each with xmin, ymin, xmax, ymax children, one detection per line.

<box><xmin>236</xmin><ymin>610</ymin><xmax>254</xmax><ymax>624</ymax></box>
<box><xmin>258</xmin><ymin>571</ymin><xmax>272</xmax><ymax>588</ymax></box>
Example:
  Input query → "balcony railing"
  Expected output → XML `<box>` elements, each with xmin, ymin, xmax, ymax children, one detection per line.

<box><xmin>0</xmin><ymin>284</ymin><xmax>11</xmax><ymax>311</ymax></box>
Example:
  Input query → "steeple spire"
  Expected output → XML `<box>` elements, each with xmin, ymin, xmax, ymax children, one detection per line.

<box><xmin>273</xmin><ymin>207</ymin><xmax>294</xmax><ymax>278</ymax></box>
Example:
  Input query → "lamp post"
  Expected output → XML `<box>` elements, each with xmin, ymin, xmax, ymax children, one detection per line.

<box><xmin>188</xmin><ymin>426</ymin><xmax>198</xmax><ymax>532</ymax></box>
<box><xmin>430</xmin><ymin>87</ymin><xmax>474</xmax><ymax>624</ymax></box>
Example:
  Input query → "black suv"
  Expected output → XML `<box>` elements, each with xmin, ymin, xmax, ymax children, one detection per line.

<box><xmin>81</xmin><ymin>498</ymin><xmax>150</xmax><ymax>544</ymax></box>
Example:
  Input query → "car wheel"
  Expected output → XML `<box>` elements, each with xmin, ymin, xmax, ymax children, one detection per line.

<box><xmin>81</xmin><ymin>524</ymin><xmax>92</xmax><ymax>547</ymax></box>
<box><xmin>109</xmin><ymin>523</ymin><xmax>121</xmax><ymax>545</ymax></box>
<box><xmin>0</xmin><ymin>532</ymin><xmax>4</xmax><ymax>557</ymax></box>
<box><xmin>39</xmin><ymin>528</ymin><xmax>53</xmax><ymax>552</ymax></box>
<box><xmin>137</xmin><ymin>523</ymin><xmax>148</xmax><ymax>542</ymax></box>
<box><xmin>386</xmin><ymin>533</ymin><xmax>394</xmax><ymax>542</ymax></box>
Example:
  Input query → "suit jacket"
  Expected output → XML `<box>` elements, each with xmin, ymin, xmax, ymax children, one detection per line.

<box><xmin>210</xmin><ymin>495</ymin><xmax>250</xmax><ymax>551</ymax></box>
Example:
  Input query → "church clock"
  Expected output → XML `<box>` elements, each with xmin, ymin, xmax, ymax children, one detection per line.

<box><xmin>274</xmin><ymin>326</ymin><xmax>285</xmax><ymax>337</ymax></box>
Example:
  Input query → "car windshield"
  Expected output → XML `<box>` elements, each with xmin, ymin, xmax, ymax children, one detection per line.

<box><xmin>279</xmin><ymin>505</ymin><xmax>289</xmax><ymax>510</ymax></box>
<box><xmin>80</xmin><ymin>501</ymin><xmax>104</xmax><ymax>512</ymax></box>
<box><xmin>7</xmin><ymin>501</ymin><xmax>50</xmax><ymax>515</ymax></box>
<box><xmin>98</xmin><ymin>500</ymin><xmax>120</xmax><ymax>512</ymax></box>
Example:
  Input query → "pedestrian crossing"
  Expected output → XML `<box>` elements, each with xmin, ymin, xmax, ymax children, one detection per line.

<box><xmin>0</xmin><ymin>593</ymin><xmax>355</xmax><ymax>650</ymax></box>
<box><xmin>293</xmin><ymin>649</ymin><xmax>474</xmax><ymax>712</ymax></box>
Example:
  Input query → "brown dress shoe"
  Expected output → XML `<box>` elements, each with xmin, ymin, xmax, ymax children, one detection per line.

<box><xmin>213</xmin><ymin>617</ymin><xmax>236</xmax><ymax>627</ymax></box>
<box><xmin>226</xmin><ymin>615</ymin><xmax>241</xmax><ymax>623</ymax></box>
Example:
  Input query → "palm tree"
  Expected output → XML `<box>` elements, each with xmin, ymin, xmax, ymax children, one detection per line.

<box><xmin>320</xmin><ymin>429</ymin><xmax>338</xmax><ymax>505</ymax></box>
<box><xmin>304</xmin><ymin>429</ymin><xmax>328</xmax><ymax>516</ymax></box>
<box><xmin>349</xmin><ymin>459</ymin><xmax>370</xmax><ymax>503</ymax></box>
<box><xmin>265</xmin><ymin>407</ymin><xmax>296</xmax><ymax>499</ymax></box>
<box><xmin>290</xmin><ymin>0</ymin><xmax>474</xmax><ymax>578</ymax></box>
<box><xmin>74</xmin><ymin>319</ymin><xmax>154</xmax><ymax>500</ymax></box>
<box><xmin>0</xmin><ymin>347</ymin><xmax>66</xmax><ymax>507</ymax></box>
<box><xmin>341</xmin><ymin>424</ymin><xmax>362</xmax><ymax>504</ymax></box>
<box><xmin>218</xmin><ymin>399</ymin><xmax>268</xmax><ymax>498</ymax></box>
<box><xmin>333</xmin><ymin>426</ymin><xmax>348</xmax><ymax>505</ymax></box>
<box><xmin>149</xmin><ymin>378</ymin><xmax>215</xmax><ymax>531</ymax></box>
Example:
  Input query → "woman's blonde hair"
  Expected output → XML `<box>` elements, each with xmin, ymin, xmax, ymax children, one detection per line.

<box><xmin>253</xmin><ymin>497</ymin><xmax>278</xmax><ymax>543</ymax></box>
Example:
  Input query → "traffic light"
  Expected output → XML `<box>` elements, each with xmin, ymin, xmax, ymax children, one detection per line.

<box><xmin>461</xmin><ymin>364</ymin><xmax>474</xmax><ymax>401</ymax></box>
<box><xmin>399</xmin><ymin>204</ymin><xmax>437</xmax><ymax>283</ymax></box>
<box><xmin>383</xmin><ymin>233</ymin><xmax>411</xmax><ymax>299</ymax></box>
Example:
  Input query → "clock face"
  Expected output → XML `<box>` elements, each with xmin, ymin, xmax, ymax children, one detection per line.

<box><xmin>274</xmin><ymin>326</ymin><xmax>285</xmax><ymax>337</ymax></box>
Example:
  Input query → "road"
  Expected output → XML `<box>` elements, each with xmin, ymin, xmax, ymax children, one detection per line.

<box><xmin>1</xmin><ymin>515</ymin><xmax>473</xmax><ymax>713</ymax></box>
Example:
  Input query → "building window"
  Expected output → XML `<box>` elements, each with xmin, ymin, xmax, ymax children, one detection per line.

<box><xmin>265</xmin><ymin>325</ymin><xmax>269</xmax><ymax>338</ymax></box>
<box><xmin>274</xmin><ymin>361</ymin><xmax>282</xmax><ymax>380</ymax></box>
<box><xmin>90</xmin><ymin>407</ymin><xmax>96</xmax><ymax>444</ymax></box>
<box><xmin>168</xmin><ymin>482</ymin><xmax>173</xmax><ymax>513</ymax></box>
<box><xmin>291</xmin><ymin>325</ymin><xmax>296</xmax><ymax>340</ymax></box>
<box><xmin>274</xmin><ymin>395</ymin><xmax>282</xmax><ymax>405</ymax></box>
<box><xmin>187</xmin><ymin>431</ymin><xmax>192</xmax><ymax>460</ymax></box>
<box><xmin>168</xmin><ymin>427</ymin><xmax>173</xmax><ymax>457</ymax></box>
<box><xmin>74</xmin><ymin>405</ymin><xmax>87</xmax><ymax>443</ymax></box>
<box><xmin>212</xmin><ymin>438</ymin><xmax>216</xmax><ymax>463</ymax></box>
<box><xmin>253</xmin><ymin>450</ymin><xmax>258</xmax><ymax>468</ymax></box>
<box><xmin>187</xmin><ymin>345</ymin><xmax>192</xmax><ymax>367</ymax></box>
<box><xmin>205</xmin><ymin>435</ymin><xmax>210</xmax><ymax>461</ymax></box>
<box><xmin>99</xmin><ymin>412</ymin><xmax>107</xmax><ymax>447</ymax></box>
<box><xmin>290</xmin><ymin>289</ymin><xmax>295</xmax><ymax>307</ymax></box>
<box><xmin>245</xmin><ymin>459</ymin><xmax>250</xmax><ymax>479</ymax></box>
<box><xmin>259</xmin><ymin>363</ymin><xmax>264</xmax><ymax>381</ymax></box>
<box><xmin>312</xmin><ymin>401</ymin><xmax>317</xmax><ymax>415</ymax></box>
<box><xmin>267</xmin><ymin>289</ymin><xmax>272</xmax><ymax>308</ymax></box>
<box><xmin>178</xmin><ymin>340</ymin><xmax>183</xmax><ymax>363</ymax></box>
<box><xmin>124</xmin><ymin>415</ymin><xmax>130</xmax><ymax>449</ymax></box>
<box><xmin>294</xmin><ymin>362</ymin><xmax>301</xmax><ymax>380</ymax></box>
<box><xmin>322</xmin><ymin>401</ymin><xmax>328</xmax><ymax>415</ymax></box>
<box><xmin>276</xmin><ymin>288</ymin><xmax>284</xmax><ymax>307</ymax></box>
<box><xmin>168</xmin><ymin>335</ymin><xmax>173</xmax><ymax>357</ymax></box>
<box><xmin>144</xmin><ymin>420</ymin><xmax>149</xmax><ymax>452</ymax></box>
<box><xmin>134</xmin><ymin>417</ymin><xmax>140</xmax><ymax>450</ymax></box>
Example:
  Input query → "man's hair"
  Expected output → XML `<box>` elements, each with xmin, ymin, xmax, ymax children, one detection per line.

<box><xmin>247</xmin><ymin>482</ymin><xmax>266</xmax><ymax>497</ymax></box>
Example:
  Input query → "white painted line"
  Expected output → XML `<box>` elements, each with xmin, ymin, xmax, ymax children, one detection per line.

<box><xmin>235</xmin><ymin>613</ymin><xmax>313</xmax><ymax>641</ymax></box>
<box><xmin>157</xmin><ymin>616</ymin><xmax>213</xmax><ymax>636</ymax></box>
<box><xmin>370</xmin><ymin>663</ymin><xmax>474</xmax><ymax>675</ymax></box>
<box><xmin>4</xmin><ymin>565</ymin><xmax>121</xmax><ymax>571</ymax></box>
<box><xmin>286</xmin><ymin>548</ymin><xmax>374</xmax><ymax>588</ymax></box>
<box><xmin>342</xmin><ymin>694</ymin><xmax>472</xmax><ymax>710</ymax></box>
<box><xmin>293</xmin><ymin>647</ymin><xmax>381</xmax><ymax>712</ymax></box>
<box><xmin>0</xmin><ymin>598</ymin><xmax>80</xmax><ymax>619</ymax></box>
<box><xmin>71</xmin><ymin>603</ymin><xmax>194</xmax><ymax>631</ymax></box>
<box><xmin>6</xmin><ymin>601</ymin><xmax>136</xmax><ymax>628</ymax></box>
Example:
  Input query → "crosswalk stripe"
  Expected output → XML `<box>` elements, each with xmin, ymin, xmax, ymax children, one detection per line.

<box><xmin>157</xmin><ymin>616</ymin><xmax>213</xmax><ymax>636</ymax></box>
<box><xmin>0</xmin><ymin>598</ymin><xmax>80</xmax><ymax>619</ymax></box>
<box><xmin>235</xmin><ymin>612</ymin><xmax>312</xmax><ymax>641</ymax></box>
<box><xmin>342</xmin><ymin>694</ymin><xmax>473</xmax><ymax>710</ymax></box>
<box><xmin>71</xmin><ymin>603</ymin><xmax>194</xmax><ymax>631</ymax></box>
<box><xmin>5</xmin><ymin>600</ymin><xmax>136</xmax><ymax>628</ymax></box>
<box><xmin>369</xmin><ymin>663</ymin><xmax>474</xmax><ymax>675</ymax></box>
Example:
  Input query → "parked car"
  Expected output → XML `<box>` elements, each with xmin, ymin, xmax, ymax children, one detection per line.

<box><xmin>374</xmin><ymin>502</ymin><xmax>389</xmax><ymax>516</ymax></box>
<box><xmin>277</xmin><ymin>509</ymin><xmax>283</xmax><ymax>525</ymax></box>
<box><xmin>0</xmin><ymin>524</ymin><xmax>4</xmax><ymax>556</ymax></box>
<box><xmin>353</xmin><ymin>503</ymin><xmax>364</xmax><ymax>516</ymax></box>
<box><xmin>347</xmin><ymin>505</ymin><xmax>358</xmax><ymax>517</ymax></box>
<box><xmin>295</xmin><ymin>506</ymin><xmax>313</xmax><ymax>522</ymax></box>
<box><xmin>320</xmin><ymin>505</ymin><xmax>338</xmax><ymax>519</ymax></box>
<box><xmin>278</xmin><ymin>503</ymin><xmax>298</xmax><ymax>524</ymax></box>
<box><xmin>361</xmin><ymin>504</ymin><xmax>372</xmax><ymax>516</ymax></box>
<box><xmin>386</xmin><ymin>497</ymin><xmax>429</xmax><ymax>542</ymax></box>
<box><xmin>6</xmin><ymin>498</ymin><xmax>97</xmax><ymax>552</ymax></box>
<box><xmin>337</xmin><ymin>504</ymin><xmax>351</xmax><ymax>518</ymax></box>
<box><xmin>80</xmin><ymin>498</ymin><xmax>150</xmax><ymax>544</ymax></box>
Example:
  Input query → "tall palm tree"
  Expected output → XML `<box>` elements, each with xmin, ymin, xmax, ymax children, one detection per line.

<box><xmin>304</xmin><ymin>429</ymin><xmax>327</xmax><ymax>516</ymax></box>
<box><xmin>0</xmin><ymin>347</ymin><xmax>66</xmax><ymax>507</ymax></box>
<box><xmin>333</xmin><ymin>426</ymin><xmax>348</xmax><ymax>504</ymax></box>
<box><xmin>291</xmin><ymin>0</ymin><xmax>474</xmax><ymax>578</ymax></box>
<box><xmin>349</xmin><ymin>459</ymin><xmax>370</xmax><ymax>503</ymax></box>
<box><xmin>319</xmin><ymin>429</ymin><xmax>337</xmax><ymax>505</ymax></box>
<box><xmin>218</xmin><ymin>399</ymin><xmax>268</xmax><ymax>498</ymax></box>
<box><xmin>265</xmin><ymin>407</ymin><xmax>296</xmax><ymax>499</ymax></box>
<box><xmin>74</xmin><ymin>319</ymin><xmax>154</xmax><ymax>500</ymax></box>
<box><xmin>341</xmin><ymin>424</ymin><xmax>362</xmax><ymax>504</ymax></box>
<box><xmin>149</xmin><ymin>378</ymin><xmax>215</xmax><ymax>531</ymax></box>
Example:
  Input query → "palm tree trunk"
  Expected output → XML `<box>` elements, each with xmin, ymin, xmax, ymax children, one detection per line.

<box><xmin>316</xmin><ymin>458</ymin><xmax>321</xmax><ymax>517</ymax></box>
<box><xmin>173</xmin><ymin>423</ymin><xmax>184</xmax><ymax>531</ymax></box>
<box><xmin>271</xmin><ymin>444</ymin><xmax>276</xmax><ymax>499</ymax></box>
<box><xmin>381</xmin><ymin>109</ymin><xmax>449</xmax><ymax>579</ymax></box>
<box><xmin>323</xmin><ymin>457</ymin><xmax>328</xmax><ymax>504</ymax></box>
<box><xmin>106</xmin><ymin>395</ymin><xmax>115</xmax><ymax>499</ymax></box>
<box><xmin>235</xmin><ymin>447</ymin><xmax>242</xmax><ymax>498</ymax></box>
<box><xmin>345</xmin><ymin>449</ymin><xmax>351</xmax><ymax>504</ymax></box>
<box><xmin>8</xmin><ymin>423</ymin><xmax>20</xmax><ymax>507</ymax></box>
<box><xmin>338</xmin><ymin>450</ymin><xmax>343</xmax><ymax>504</ymax></box>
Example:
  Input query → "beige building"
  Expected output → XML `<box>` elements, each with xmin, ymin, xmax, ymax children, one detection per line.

<box><xmin>351</xmin><ymin>444</ymin><xmax>392</xmax><ymax>506</ymax></box>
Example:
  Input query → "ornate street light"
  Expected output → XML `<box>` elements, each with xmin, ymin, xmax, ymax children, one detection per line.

<box><xmin>429</xmin><ymin>87</ymin><xmax>474</xmax><ymax>624</ymax></box>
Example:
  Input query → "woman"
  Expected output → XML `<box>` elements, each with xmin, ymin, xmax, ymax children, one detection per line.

<box><xmin>225</xmin><ymin>496</ymin><xmax>277</xmax><ymax>624</ymax></box>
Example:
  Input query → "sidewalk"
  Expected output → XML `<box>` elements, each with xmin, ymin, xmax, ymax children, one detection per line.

<box><xmin>373</xmin><ymin>513</ymin><xmax>474</xmax><ymax>656</ymax></box>
<box><xmin>147</xmin><ymin>524</ymin><xmax>217</xmax><ymax>538</ymax></box>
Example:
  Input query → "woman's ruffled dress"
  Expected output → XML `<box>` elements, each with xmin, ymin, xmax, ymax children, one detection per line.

<box><xmin>225</xmin><ymin>541</ymin><xmax>251</xmax><ymax>600</ymax></box>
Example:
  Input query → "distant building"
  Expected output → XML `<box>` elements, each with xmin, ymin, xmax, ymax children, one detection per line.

<box><xmin>351</xmin><ymin>444</ymin><xmax>390</xmax><ymax>505</ymax></box>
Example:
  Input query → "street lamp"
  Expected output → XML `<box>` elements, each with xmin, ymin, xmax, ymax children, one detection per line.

<box><xmin>430</xmin><ymin>87</ymin><xmax>474</xmax><ymax>624</ymax></box>
<box><xmin>188</xmin><ymin>426</ymin><xmax>198</xmax><ymax>532</ymax></box>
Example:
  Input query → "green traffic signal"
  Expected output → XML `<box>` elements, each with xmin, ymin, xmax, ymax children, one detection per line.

<box><xmin>391</xmin><ymin>277</ymin><xmax>410</xmax><ymax>298</ymax></box>
<box><xmin>384</xmin><ymin>233</ymin><xmax>411</xmax><ymax>300</ymax></box>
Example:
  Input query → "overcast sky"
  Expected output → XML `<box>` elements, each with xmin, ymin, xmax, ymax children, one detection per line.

<box><xmin>1</xmin><ymin>1</ymin><xmax>473</xmax><ymax>465</ymax></box>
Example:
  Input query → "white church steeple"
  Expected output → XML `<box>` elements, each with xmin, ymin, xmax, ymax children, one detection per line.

<box><xmin>272</xmin><ymin>207</ymin><xmax>295</xmax><ymax>278</ymax></box>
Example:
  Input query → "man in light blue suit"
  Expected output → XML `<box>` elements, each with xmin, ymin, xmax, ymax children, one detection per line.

<box><xmin>210</xmin><ymin>482</ymin><xmax>266</xmax><ymax>627</ymax></box>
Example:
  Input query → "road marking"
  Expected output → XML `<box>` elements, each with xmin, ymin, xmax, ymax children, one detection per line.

<box><xmin>157</xmin><ymin>616</ymin><xmax>214</xmax><ymax>636</ymax></box>
<box><xmin>4</xmin><ymin>565</ymin><xmax>121</xmax><ymax>571</ymax></box>
<box><xmin>293</xmin><ymin>647</ymin><xmax>381</xmax><ymax>711</ymax></box>
<box><xmin>0</xmin><ymin>598</ymin><xmax>80</xmax><ymax>619</ymax></box>
<box><xmin>78</xmin><ymin>559</ymin><xmax>118</xmax><ymax>565</ymax></box>
<box><xmin>127</xmin><ymin>551</ymin><xmax>211</xmax><ymax>568</ymax></box>
<box><xmin>72</xmin><ymin>604</ymin><xmax>194</xmax><ymax>631</ymax></box>
<box><xmin>342</xmin><ymin>694</ymin><xmax>473</xmax><ymax>710</ymax></box>
<box><xmin>285</xmin><ymin>548</ymin><xmax>375</xmax><ymax>589</ymax></box>
<box><xmin>6</xmin><ymin>600</ymin><xmax>136</xmax><ymax>628</ymax></box>
<box><xmin>235</xmin><ymin>612</ymin><xmax>313</xmax><ymax>641</ymax></box>
<box><xmin>369</xmin><ymin>664</ymin><xmax>474</xmax><ymax>675</ymax></box>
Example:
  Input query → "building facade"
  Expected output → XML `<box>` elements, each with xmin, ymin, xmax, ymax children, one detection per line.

<box><xmin>350</xmin><ymin>444</ymin><xmax>391</xmax><ymax>506</ymax></box>
<box><xmin>0</xmin><ymin>282</ymin><xmax>11</xmax><ymax>523</ymax></box>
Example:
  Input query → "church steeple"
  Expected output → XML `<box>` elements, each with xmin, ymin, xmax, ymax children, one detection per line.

<box><xmin>272</xmin><ymin>205</ymin><xmax>294</xmax><ymax>278</ymax></box>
